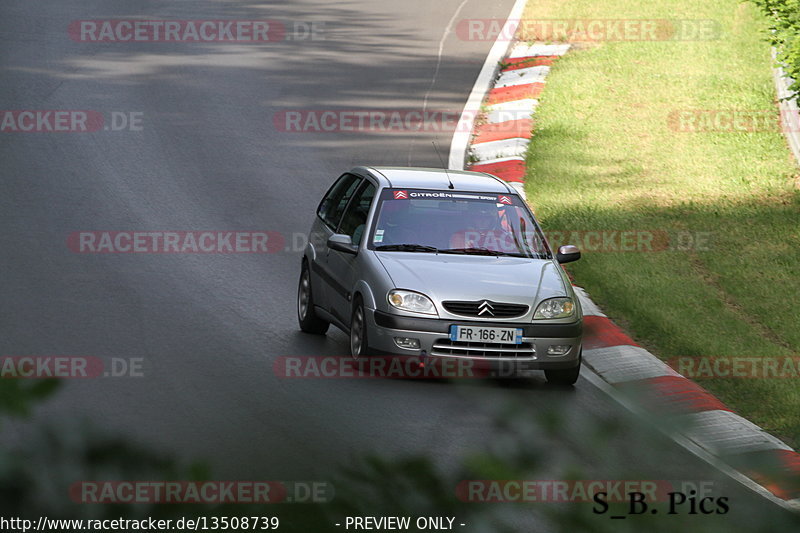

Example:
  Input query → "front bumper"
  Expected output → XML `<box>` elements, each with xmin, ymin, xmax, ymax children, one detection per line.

<box><xmin>367</xmin><ymin>310</ymin><xmax>582</xmax><ymax>371</ymax></box>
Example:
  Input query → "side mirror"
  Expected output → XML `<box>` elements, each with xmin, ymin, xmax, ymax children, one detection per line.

<box><xmin>556</xmin><ymin>245</ymin><xmax>581</xmax><ymax>264</ymax></box>
<box><xmin>328</xmin><ymin>234</ymin><xmax>358</xmax><ymax>255</ymax></box>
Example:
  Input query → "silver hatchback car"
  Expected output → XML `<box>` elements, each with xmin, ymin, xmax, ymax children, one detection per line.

<box><xmin>297</xmin><ymin>167</ymin><xmax>583</xmax><ymax>384</ymax></box>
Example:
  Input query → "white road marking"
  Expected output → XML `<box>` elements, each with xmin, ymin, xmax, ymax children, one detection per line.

<box><xmin>484</xmin><ymin>98</ymin><xmax>538</xmax><ymax>123</ymax></box>
<box><xmin>581</xmin><ymin>367</ymin><xmax>800</xmax><ymax>511</ymax></box>
<box><xmin>684</xmin><ymin>410</ymin><xmax>794</xmax><ymax>455</ymax></box>
<box><xmin>495</xmin><ymin>65</ymin><xmax>550</xmax><ymax>88</ymax></box>
<box><xmin>470</xmin><ymin>137</ymin><xmax>529</xmax><ymax>161</ymax></box>
<box><xmin>583</xmin><ymin>344</ymin><xmax>681</xmax><ymax>383</ymax></box>
<box><xmin>573</xmin><ymin>286</ymin><xmax>607</xmax><ymax>317</ymax></box>
<box><xmin>448</xmin><ymin>0</ymin><xmax>529</xmax><ymax>169</ymax></box>
<box><xmin>509</xmin><ymin>43</ymin><xmax>571</xmax><ymax>58</ymax></box>
<box><xmin>409</xmin><ymin>0</ymin><xmax>471</xmax><ymax>165</ymax></box>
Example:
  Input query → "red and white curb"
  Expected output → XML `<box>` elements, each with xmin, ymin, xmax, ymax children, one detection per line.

<box><xmin>447</xmin><ymin>8</ymin><xmax>800</xmax><ymax>509</ymax></box>
<box><xmin>577</xmin><ymin>287</ymin><xmax>800</xmax><ymax>508</ymax></box>
<box><xmin>447</xmin><ymin>0</ymin><xmax>528</xmax><ymax>173</ymax></box>
<box><xmin>464</xmin><ymin>42</ymin><xmax>571</xmax><ymax>199</ymax></box>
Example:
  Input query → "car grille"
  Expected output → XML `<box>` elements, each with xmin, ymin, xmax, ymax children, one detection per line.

<box><xmin>442</xmin><ymin>300</ymin><xmax>529</xmax><ymax>318</ymax></box>
<box><xmin>431</xmin><ymin>339</ymin><xmax>535</xmax><ymax>359</ymax></box>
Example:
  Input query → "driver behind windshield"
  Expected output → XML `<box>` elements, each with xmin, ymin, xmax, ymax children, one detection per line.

<box><xmin>448</xmin><ymin>202</ymin><xmax>513</xmax><ymax>252</ymax></box>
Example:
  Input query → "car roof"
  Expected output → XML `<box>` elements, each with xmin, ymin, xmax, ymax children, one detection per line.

<box><xmin>356</xmin><ymin>166</ymin><xmax>515</xmax><ymax>194</ymax></box>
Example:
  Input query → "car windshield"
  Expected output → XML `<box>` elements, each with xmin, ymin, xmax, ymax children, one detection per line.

<box><xmin>369</xmin><ymin>189</ymin><xmax>550</xmax><ymax>259</ymax></box>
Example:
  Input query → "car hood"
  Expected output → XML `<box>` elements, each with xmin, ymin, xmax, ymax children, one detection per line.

<box><xmin>374</xmin><ymin>252</ymin><xmax>568</xmax><ymax>306</ymax></box>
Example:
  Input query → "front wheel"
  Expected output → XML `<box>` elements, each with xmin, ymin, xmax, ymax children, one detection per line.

<box><xmin>544</xmin><ymin>351</ymin><xmax>581</xmax><ymax>386</ymax></box>
<box><xmin>350</xmin><ymin>298</ymin><xmax>369</xmax><ymax>359</ymax></box>
<box><xmin>297</xmin><ymin>262</ymin><xmax>329</xmax><ymax>334</ymax></box>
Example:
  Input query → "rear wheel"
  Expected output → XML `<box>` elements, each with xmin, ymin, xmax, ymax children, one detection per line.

<box><xmin>297</xmin><ymin>262</ymin><xmax>329</xmax><ymax>334</ymax></box>
<box><xmin>545</xmin><ymin>351</ymin><xmax>581</xmax><ymax>386</ymax></box>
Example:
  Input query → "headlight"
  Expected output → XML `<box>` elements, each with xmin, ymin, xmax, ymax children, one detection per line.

<box><xmin>387</xmin><ymin>290</ymin><xmax>436</xmax><ymax>315</ymax></box>
<box><xmin>533</xmin><ymin>297</ymin><xmax>575</xmax><ymax>319</ymax></box>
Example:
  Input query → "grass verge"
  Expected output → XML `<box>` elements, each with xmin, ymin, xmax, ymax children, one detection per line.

<box><xmin>519</xmin><ymin>0</ymin><xmax>800</xmax><ymax>444</ymax></box>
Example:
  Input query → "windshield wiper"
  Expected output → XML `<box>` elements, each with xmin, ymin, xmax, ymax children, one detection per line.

<box><xmin>374</xmin><ymin>244</ymin><xmax>439</xmax><ymax>253</ymax></box>
<box><xmin>439</xmin><ymin>247</ymin><xmax>523</xmax><ymax>257</ymax></box>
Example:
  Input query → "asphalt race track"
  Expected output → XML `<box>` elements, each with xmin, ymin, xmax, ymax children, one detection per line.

<box><xmin>0</xmin><ymin>0</ymin><xmax>795</xmax><ymax>530</ymax></box>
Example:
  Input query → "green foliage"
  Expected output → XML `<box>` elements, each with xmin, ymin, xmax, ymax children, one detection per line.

<box><xmin>0</xmin><ymin>379</ymin><xmax>60</xmax><ymax>418</ymax></box>
<box><xmin>330</xmin><ymin>396</ymin><xmax>800</xmax><ymax>532</ymax></box>
<box><xmin>751</xmin><ymin>0</ymin><xmax>800</xmax><ymax>102</ymax></box>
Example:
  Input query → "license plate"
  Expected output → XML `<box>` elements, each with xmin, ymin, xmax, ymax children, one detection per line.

<box><xmin>449</xmin><ymin>325</ymin><xmax>523</xmax><ymax>344</ymax></box>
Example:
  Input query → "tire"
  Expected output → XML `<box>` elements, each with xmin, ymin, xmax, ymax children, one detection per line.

<box><xmin>544</xmin><ymin>351</ymin><xmax>581</xmax><ymax>386</ymax></box>
<box><xmin>349</xmin><ymin>297</ymin><xmax>369</xmax><ymax>359</ymax></box>
<box><xmin>297</xmin><ymin>262</ymin><xmax>329</xmax><ymax>335</ymax></box>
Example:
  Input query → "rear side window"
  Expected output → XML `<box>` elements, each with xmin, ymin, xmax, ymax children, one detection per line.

<box><xmin>317</xmin><ymin>173</ymin><xmax>361</xmax><ymax>230</ymax></box>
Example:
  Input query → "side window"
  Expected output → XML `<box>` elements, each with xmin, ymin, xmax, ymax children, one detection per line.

<box><xmin>338</xmin><ymin>181</ymin><xmax>377</xmax><ymax>246</ymax></box>
<box><xmin>317</xmin><ymin>174</ymin><xmax>361</xmax><ymax>230</ymax></box>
